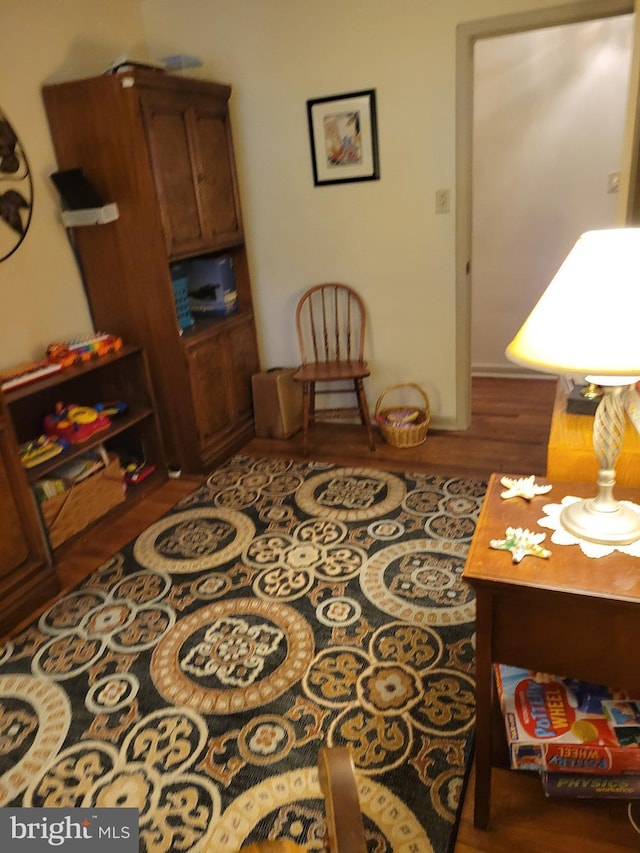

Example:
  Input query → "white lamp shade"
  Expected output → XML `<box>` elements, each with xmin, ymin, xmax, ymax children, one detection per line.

<box><xmin>506</xmin><ymin>228</ymin><xmax>640</xmax><ymax>377</ymax></box>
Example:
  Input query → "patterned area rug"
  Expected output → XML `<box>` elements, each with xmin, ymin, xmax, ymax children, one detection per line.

<box><xmin>0</xmin><ymin>456</ymin><xmax>486</xmax><ymax>852</ymax></box>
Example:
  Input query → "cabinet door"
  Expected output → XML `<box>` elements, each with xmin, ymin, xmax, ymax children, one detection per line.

<box><xmin>184</xmin><ymin>317</ymin><xmax>259</xmax><ymax>458</ymax></box>
<box><xmin>141</xmin><ymin>90</ymin><xmax>243</xmax><ymax>258</ymax></box>
<box><xmin>185</xmin><ymin>332</ymin><xmax>234</xmax><ymax>447</ymax></box>
<box><xmin>228</xmin><ymin>316</ymin><xmax>260</xmax><ymax>420</ymax></box>
<box><xmin>191</xmin><ymin>98</ymin><xmax>243</xmax><ymax>249</ymax></box>
<box><xmin>141</xmin><ymin>94</ymin><xmax>203</xmax><ymax>256</ymax></box>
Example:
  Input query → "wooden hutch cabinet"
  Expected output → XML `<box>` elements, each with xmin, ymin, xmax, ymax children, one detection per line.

<box><xmin>0</xmin><ymin>391</ymin><xmax>57</xmax><ymax>635</ymax></box>
<box><xmin>42</xmin><ymin>70</ymin><xmax>260</xmax><ymax>473</ymax></box>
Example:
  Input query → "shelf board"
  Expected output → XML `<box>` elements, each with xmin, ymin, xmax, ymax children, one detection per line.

<box><xmin>179</xmin><ymin>306</ymin><xmax>254</xmax><ymax>344</ymax></box>
<box><xmin>4</xmin><ymin>345</ymin><xmax>143</xmax><ymax>403</ymax></box>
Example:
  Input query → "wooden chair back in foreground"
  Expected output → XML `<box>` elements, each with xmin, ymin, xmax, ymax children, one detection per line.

<box><xmin>238</xmin><ymin>842</ymin><xmax>305</xmax><ymax>853</ymax></box>
<box><xmin>318</xmin><ymin>746</ymin><xmax>367</xmax><ymax>853</ymax></box>
<box><xmin>236</xmin><ymin>746</ymin><xmax>367</xmax><ymax>853</ymax></box>
<box><xmin>293</xmin><ymin>283</ymin><xmax>375</xmax><ymax>454</ymax></box>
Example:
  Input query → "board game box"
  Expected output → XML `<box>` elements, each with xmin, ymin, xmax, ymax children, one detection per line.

<box><xmin>542</xmin><ymin>772</ymin><xmax>640</xmax><ymax>798</ymax></box>
<box><xmin>495</xmin><ymin>664</ymin><xmax>640</xmax><ymax>775</ymax></box>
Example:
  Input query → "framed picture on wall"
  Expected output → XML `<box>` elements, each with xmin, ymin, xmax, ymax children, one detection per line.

<box><xmin>306</xmin><ymin>89</ymin><xmax>380</xmax><ymax>186</ymax></box>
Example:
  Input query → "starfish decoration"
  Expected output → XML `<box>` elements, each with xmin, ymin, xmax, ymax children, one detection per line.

<box><xmin>490</xmin><ymin>526</ymin><xmax>551</xmax><ymax>564</ymax></box>
<box><xmin>500</xmin><ymin>475</ymin><xmax>553</xmax><ymax>501</ymax></box>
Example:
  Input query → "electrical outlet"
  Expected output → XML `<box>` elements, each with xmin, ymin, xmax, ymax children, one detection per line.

<box><xmin>435</xmin><ymin>189</ymin><xmax>450</xmax><ymax>214</ymax></box>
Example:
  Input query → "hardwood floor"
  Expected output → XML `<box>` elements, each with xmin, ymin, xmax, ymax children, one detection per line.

<box><xmin>5</xmin><ymin>377</ymin><xmax>640</xmax><ymax>850</ymax></box>
<box><xmin>246</xmin><ymin>375</ymin><xmax>558</xmax><ymax>481</ymax></box>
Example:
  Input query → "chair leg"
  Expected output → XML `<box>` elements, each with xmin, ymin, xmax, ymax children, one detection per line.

<box><xmin>354</xmin><ymin>379</ymin><xmax>375</xmax><ymax>451</ymax></box>
<box><xmin>308</xmin><ymin>381</ymin><xmax>316</xmax><ymax>426</ymax></box>
<box><xmin>301</xmin><ymin>381</ymin><xmax>312</xmax><ymax>455</ymax></box>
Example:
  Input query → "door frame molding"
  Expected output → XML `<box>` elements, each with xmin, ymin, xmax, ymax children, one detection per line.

<box><xmin>454</xmin><ymin>0</ymin><xmax>634</xmax><ymax>429</ymax></box>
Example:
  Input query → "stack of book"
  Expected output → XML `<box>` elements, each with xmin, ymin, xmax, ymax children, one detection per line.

<box><xmin>494</xmin><ymin>664</ymin><xmax>640</xmax><ymax>799</ymax></box>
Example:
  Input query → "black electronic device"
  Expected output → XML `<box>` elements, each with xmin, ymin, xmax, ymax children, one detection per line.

<box><xmin>566</xmin><ymin>384</ymin><xmax>601</xmax><ymax>416</ymax></box>
<box><xmin>50</xmin><ymin>168</ymin><xmax>105</xmax><ymax>210</ymax></box>
<box><xmin>50</xmin><ymin>169</ymin><xmax>119</xmax><ymax>226</ymax></box>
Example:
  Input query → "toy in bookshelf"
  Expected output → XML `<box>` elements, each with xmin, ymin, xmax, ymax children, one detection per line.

<box><xmin>495</xmin><ymin>664</ymin><xmax>640</xmax><ymax>775</ymax></box>
<box><xmin>95</xmin><ymin>400</ymin><xmax>128</xmax><ymax>418</ymax></box>
<box><xmin>46</xmin><ymin>332</ymin><xmax>122</xmax><ymax>368</ymax></box>
<box><xmin>0</xmin><ymin>359</ymin><xmax>63</xmax><ymax>392</ymax></box>
<box><xmin>124</xmin><ymin>462</ymin><xmax>156</xmax><ymax>486</ymax></box>
<box><xmin>44</xmin><ymin>403</ymin><xmax>111</xmax><ymax>444</ymax></box>
<box><xmin>19</xmin><ymin>434</ymin><xmax>69</xmax><ymax>468</ymax></box>
<box><xmin>32</xmin><ymin>445</ymin><xmax>109</xmax><ymax>502</ymax></box>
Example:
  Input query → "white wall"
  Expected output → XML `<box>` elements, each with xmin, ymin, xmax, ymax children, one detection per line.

<box><xmin>0</xmin><ymin>0</ymin><xmax>628</xmax><ymax>430</ymax></box>
<box><xmin>0</xmin><ymin>0</ymin><xmax>148</xmax><ymax>366</ymax></box>
<box><xmin>141</xmin><ymin>0</ymin><xmax>632</xmax><ymax>425</ymax></box>
<box><xmin>471</xmin><ymin>15</ymin><xmax>633</xmax><ymax>375</ymax></box>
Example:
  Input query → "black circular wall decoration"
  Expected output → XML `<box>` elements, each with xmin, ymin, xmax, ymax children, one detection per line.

<box><xmin>0</xmin><ymin>108</ymin><xmax>32</xmax><ymax>262</ymax></box>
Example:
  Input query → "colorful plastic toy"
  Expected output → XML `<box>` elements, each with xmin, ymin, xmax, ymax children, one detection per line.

<box><xmin>44</xmin><ymin>403</ymin><xmax>111</xmax><ymax>444</ymax></box>
<box><xmin>20</xmin><ymin>434</ymin><xmax>69</xmax><ymax>468</ymax></box>
<box><xmin>46</xmin><ymin>333</ymin><xmax>123</xmax><ymax>368</ymax></box>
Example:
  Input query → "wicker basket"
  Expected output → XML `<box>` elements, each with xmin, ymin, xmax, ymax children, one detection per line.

<box><xmin>375</xmin><ymin>383</ymin><xmax>430</xmax><ymax>448</ymax></box>
<box><xmin>40</xmin><ymin>455</ymin><xmax>125</xmax><ymax>549</ymax></box>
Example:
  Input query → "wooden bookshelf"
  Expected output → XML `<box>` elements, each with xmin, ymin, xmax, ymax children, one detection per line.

<box><xmin>4</xmin><ymin>345</ymin><xmax>166</xmax><ymax>551</ymax></box>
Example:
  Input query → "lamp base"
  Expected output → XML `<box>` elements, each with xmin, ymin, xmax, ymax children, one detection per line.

<box><xmin>560</xmin><ymin>497</ymin><xmax>640</xmax><ymax>546</ymax></box>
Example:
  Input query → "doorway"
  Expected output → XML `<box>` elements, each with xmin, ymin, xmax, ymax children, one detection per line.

<box><xmin>455</xmin><ymin>0</ymin><xmax>634</xmax><ymax>428</ymax></box>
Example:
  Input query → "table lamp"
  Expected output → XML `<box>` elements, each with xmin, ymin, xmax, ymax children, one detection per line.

<box><xmin>506</xmin><ymin>228</ymin><xmax>640</xmax><ymax>546</ymax></box>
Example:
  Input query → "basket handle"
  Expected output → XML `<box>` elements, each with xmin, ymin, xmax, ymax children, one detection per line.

<box><xmin>375</xmin><ymin>383</ymin><xmax>430</xmax><ymax>418</ymax></box>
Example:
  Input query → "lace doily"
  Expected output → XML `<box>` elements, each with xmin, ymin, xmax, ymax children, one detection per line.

<box><xmin>538</xmin><ymin>495</ymin><xmax>640</xmax><ymax>558</ymax></box>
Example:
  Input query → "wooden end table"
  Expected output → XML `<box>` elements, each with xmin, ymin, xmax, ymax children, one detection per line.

<box><xmin>463</xmin><ymin>473</ymin><xmax>640</xmax><ymax>830</ymax></box>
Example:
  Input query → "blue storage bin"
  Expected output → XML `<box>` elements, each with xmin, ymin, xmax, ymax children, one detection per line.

<box><xmin>172</xmin><ymin>275</ymin><xmax>194</xmax><ymax>331</ymax></box>
<box><xmin>187</xmin><ymin>255</ymin><xmax>237</xmax><ymax>317</ymax></box>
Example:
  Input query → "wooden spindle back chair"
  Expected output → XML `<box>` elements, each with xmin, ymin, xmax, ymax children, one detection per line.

<box><xmin>293</xmin><ymin>283</ymin><xmax>375</xmax><ymax>454</ymax></box>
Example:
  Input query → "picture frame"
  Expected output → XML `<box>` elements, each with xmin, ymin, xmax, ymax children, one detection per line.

<box><xmin>306</xmin><ymin>89</ymin><xmax>380</xmax><ymax>186</ymax></box>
